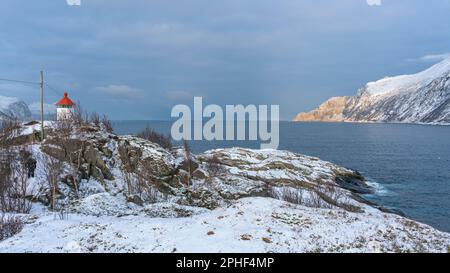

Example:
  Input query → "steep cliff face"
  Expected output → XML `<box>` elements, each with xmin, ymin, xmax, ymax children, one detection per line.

<box><xmin>294</xmin><ymin>58</ymin><xmax>450</xmax><ymax>124</ymax></box>
<box><xmin>294</xmin><ymin>96</ymin><xmax>349</xmax><ymax>122</ymax></box>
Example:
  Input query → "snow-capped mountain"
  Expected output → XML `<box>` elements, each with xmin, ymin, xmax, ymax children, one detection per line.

<box><xmin>0</xmin><ymin>95</ymin><xmax>32</xmax><ymax>120</ymax></box>
<box><xmin>294</xmin><ymin>57</ymin><xmax>450</xmax><ymax>124</ymax></box>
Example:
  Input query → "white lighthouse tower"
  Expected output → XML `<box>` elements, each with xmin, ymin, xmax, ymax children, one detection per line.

<box><xmin>55</xmin><ymin>92</ymin><xmax>75</xmax><ymax>121</ymax></box>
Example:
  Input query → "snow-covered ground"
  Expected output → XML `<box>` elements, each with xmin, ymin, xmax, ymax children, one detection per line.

<box><xmin>1</xmin><ymin>197</ymin><xmax>449</xmax><ymax>253</ymax></box>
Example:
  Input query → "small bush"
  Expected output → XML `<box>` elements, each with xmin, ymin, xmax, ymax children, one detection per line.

<box><xmin>0</xmin><ymin>148</ymin><xmax>33</xmax><ymax>214</ymax></box>
<box><xmin>270</xmin><ymin>186</ymin><xmax>305</xmax><ymax>205</ymax></box>
<box><xmin>0</xmin><ymin>119</ymin><xmax>21</xmax><ymax>148</ymax></box>
<box><xmin>314</xmin><ymin>185</ymin><xmax>362</xmax><ymax>213</ymax></box>
<box><xmin>54</xmin><ymin>204</ymin><xmax>70</xmax><ymax>220</ymax></box>
<box><xmin>205</xmin><ymin>155</ymin><xmax>225</xmax><ymax>182</ymax></box>
<box><xmin>135</xmin><ymin>167</ymin><xmax>161</xmax><ymax>203</ymax></box>
<box><xmin>183</xmin><ymin>140</ymin><xmax>194</xmax><ymax>187</ymax></box>
<box><xmin>309</xmin><ymin>190</ymin><xmax>333</xmax><ymax>209</ymax></box>
<box><xmin>285</xmin><ymin>188</ymin><xmax>304</xmax><ymax>205</ymax></box>
<box><xmin>137</xmin><ymin>127</ymin><xmax>172</xmax><ymax>150</ymax></box>
<box><xmin>0</xmin><ymin>214</ymin><xmax>24</xmax><ymax>241</ymax></box>
<box><xmin>89</xmin><ymin>112</ymin><xmax>101</xmax><ymax>127</ymax></box>
<box><xmin>269</xmin><ymin>185</ymin><xmax>356</xmax><ymax>211</ymax></box>
<box><xmin>72</xmin><ymin>102</ymin><xmax>89</xmax><ymax>126</ymax></box>
<box><xmin>41</xmin><ymin>154</ymin><xmax>64</xmax><ymax>211</ymax></box>
<box><xmin>142</xmin><ymin>187</ymin><xmax>160</xmax><ymax>204</ymax></box>
<box><xmin>101</xmin><ymin>115</ymin><xmax>114</xmax><ymax>133</ymax></box>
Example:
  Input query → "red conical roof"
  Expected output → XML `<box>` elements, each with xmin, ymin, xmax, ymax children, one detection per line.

<box><xmin>55</xmin><ymin>92</ymin><xmax>75</xmax><ymax>107</ymax></box>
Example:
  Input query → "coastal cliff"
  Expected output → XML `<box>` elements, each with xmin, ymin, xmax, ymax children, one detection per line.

<box><xmin>294</xmin><ymin>96</ymin><xmax>349</xmax><ymax>122</ymax></box>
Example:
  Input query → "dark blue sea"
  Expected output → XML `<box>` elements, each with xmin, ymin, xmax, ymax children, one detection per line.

<box><xmin>112</xmin><ymin>121</ymin><xmax>450</xmax><ymax>232</ymax></box>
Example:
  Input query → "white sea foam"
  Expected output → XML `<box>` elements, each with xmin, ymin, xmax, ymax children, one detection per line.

<box><xmin>365</xmin><ymin>180</ymin><xmax>392</xmax><ymax>197</ymax></box>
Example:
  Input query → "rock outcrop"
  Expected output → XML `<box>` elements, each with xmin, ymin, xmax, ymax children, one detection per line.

<box><xmin>294</xmin><ymin>96</ymin><xmax>349</xmax><ymax>122</ymax></box>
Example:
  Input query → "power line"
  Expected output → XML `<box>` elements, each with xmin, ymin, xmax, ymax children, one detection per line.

<box><xmin>0</xmin><ymin>74</ymin><xmax>72</xmax><ymax>108</ymax></box>
<box><xmin>0</xmin><ymin>77</ymin><xmax>66</xmax><ymax>93</ymax></box>
<box><xmin>44</xmin><ymin>83</ymin><xmax>64</xmax><ymax>97</ymax></box>
<box><xmin>0</xmin><ymin>78</ymin><xmax>40</xmax><ymax>85</ymax></box>
<box><xmin>0</xmin><ymin>76</ymin><xmax>65</xmax><ymax>98</ymax></box>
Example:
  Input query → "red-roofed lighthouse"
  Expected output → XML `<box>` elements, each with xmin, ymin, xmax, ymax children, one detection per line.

<box><xmin>55</xmin><ymin>92</ymin><xmax>76</xmax><ymax>121</ymax></box>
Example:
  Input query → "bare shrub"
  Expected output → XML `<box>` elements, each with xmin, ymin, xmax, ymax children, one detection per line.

<box><xmin>183</xmin><ymin>140</ymin><xmax>194</xmax><ymax>187</ymax></box>
<box><xmin>317</xmin><ymin>185</ymin><xmax>342</xmax><ymax>207</ymax></box>
<box><xmin>12</xmin><ymin>150</ymin><xmax>33</xmax><ymax>213</ymax></box>
<box><xmin>118</xmin><ymin>145</ymin><xmax>162</xmax><ymax>203</ymax></box>
<box><xmin>205</xmin><ymin>155</ymin><xmax>225</xmax><ymax>182</ymax></box>
<box><xmin>308</xmin><ymin>190</ymin><xmax>329</xmax><ymax>209</ymax></box>
<box><xmin>117</xmin><ymin>156</ymin><xmax>162</xmax><ymax>203</ymax></box>
<box><xmin>319</xmin><ymin>185</ymin><xmax>362</xmax><ymax>213</ymax></box>
<box><xmin>300</xmin><ymin>185</ymin><xmax>362</xmax><ymax>212</ymax></box>
<box><xmin>135</xmin><ymin>168</ymin><xmax>147</xmax><ymax>198</ymax></box>
<box><xmin>134</xmin><ymin>163</ymin><xmax>163</xmax><ymax>203</ymax></box>
<box><xmin>282</xmin><ymin>187</ymin><xmax>304</xmax><ymax>205</ymax></box>
<box><xmin>137</xmin><ymin>127</ymin><xmax>172</xmax><ymax>150</ymax></box>
<box><xmin>269</xmin><ymin>186</ymin><xmax>304</xmax><ymax>205</ymax></box>
<box><xmin>52</xmin><ymin>120</ymin><xmax>85</xmax><ymax>198</ymax></box>
<box><xmin>0</xmin><ymin>148</ymin><xmax>33</xmax><ymax>214</ymax></box>
<box><xmin>70</xmin><ymin>102</ymin><xmax>104</xmax><ymax>129</ymax></box>
<box><xmin>136</xmin><ymin>175</ymin><xmax>160</xmax><ymax>203</ymax></box>
<box><xmin>54</xmin><ymin>203</ymin><xmax>70</xmax><ymax>220</ymax></box>
<box><xmin>55</xmin><ymin>118</ymin><xmax>74</xmax><ymax>139</ymax></box>
<box><xmin>41</xmin><ymin>154</ymin><xmax>64</xmax><ymax>210</ymax></box>
<box><xmin>268</xmin><ymin>185</ymin><xmax>355</xmax><ymax>211</ymax></box>
<box><xmin>0</xmin><ymin>119</ymin><xmax>21</xmax><ymax>148</ymax></box>
<box><xmin>102</xmin><ymin>115</ymin><xmax>114</xmax><ymax>133</ymax></box>
<box><xmin>0</xmin><ymin>151</ymin><xmax>13</xmax><ymax>206</ymax></box>
<box><xmin>122</xmin><ymin>172</ymin><xmax>134</xmax><ymax>196</ymax></box>
<box><xmin>143</xmin><ymin>186</ymin><xmax>160</xmax><ymax>203</ymax></box>
<box><xmin>0</xmin><ymin>213</ymin><xmax>24</xmax><ymax>241</ymax></box>
<box><xmin>339</xmin><ymin>202</ymin><xmax>363</xmax><ymax>213</ymax></box>
<box><xmin>271</xmin><ymin>185</ymin><xmax>329</xmax><ymax>209</ymax></box>
<box><xmin>72</xmin><ymin>101</ymin><xmax>89</xmax><ymax>126</ymax></box>
<box><xmin>89</xmin><ymin>112</ymin><xmax>101</xmax><ymax>127</ymax></box>
<box><xmin>118</xmin><ymin>146</ymin><xmax>135</xmax><ymax>195</ymax></box>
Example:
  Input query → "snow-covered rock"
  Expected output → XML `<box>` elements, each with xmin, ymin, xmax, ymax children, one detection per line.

<box><xmin>0</xmin><ymin>96</ymin><xmax>32</xmax><ymax>120</ymax></box>
<box><xmin>294</xmin><ymin>57</ymin><xmax>450</xmax><ymax>124</ymax></box>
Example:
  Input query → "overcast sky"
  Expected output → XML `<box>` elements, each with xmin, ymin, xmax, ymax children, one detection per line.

<box><xmin>0</xmin><ymin>0</ymin><xmax>449</xmax><ymax>120</ymax></box>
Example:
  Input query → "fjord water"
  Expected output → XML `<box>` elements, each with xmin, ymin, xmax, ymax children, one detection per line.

<box><xmin>113</xmin><ymin>121</ymin><xmax>450</xmax><ymax>232</ymax></box>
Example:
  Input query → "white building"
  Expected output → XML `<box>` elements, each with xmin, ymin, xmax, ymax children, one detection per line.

<box><xmin>55</xmin><ymin>92</ymin><xmax>75</xmax><ymax>121</ymax></box>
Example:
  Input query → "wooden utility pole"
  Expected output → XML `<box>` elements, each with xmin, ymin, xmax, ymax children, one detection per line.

<box><xmin>40</xmin><ymin>70</ymin><xmax>45</xmax><ymax>140</ymax></box>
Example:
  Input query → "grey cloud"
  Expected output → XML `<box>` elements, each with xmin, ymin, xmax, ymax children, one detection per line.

<box><xmin>95</xmin><ymin>85</ymin><xmax>144</xmax><ymax>100</ymax></box>
<box><xmin>408</xmin><ymin>53</ymin><xmax>450</xmax><ymax>63</ymax></box>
